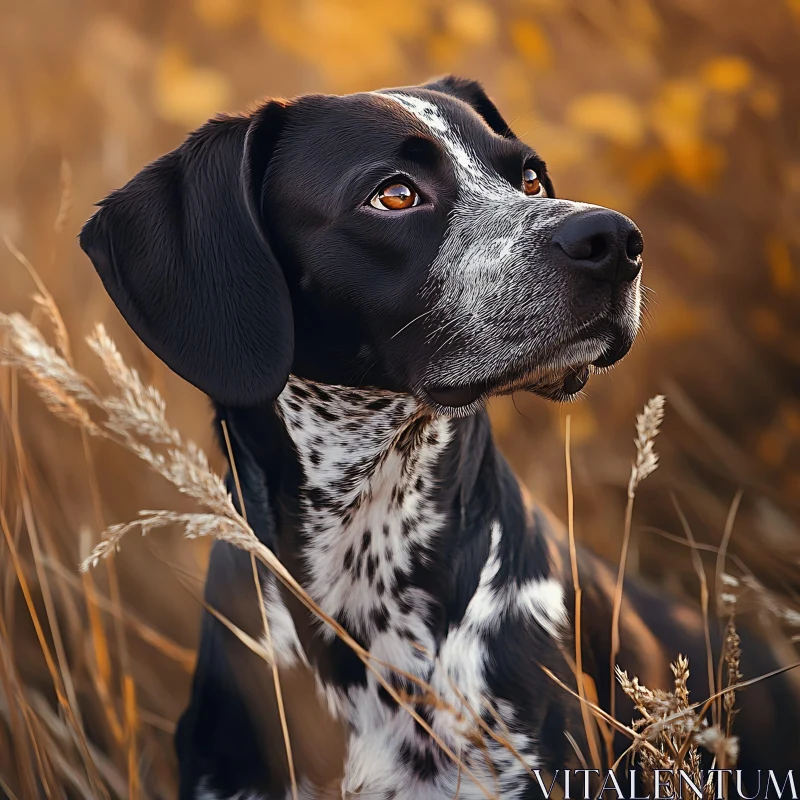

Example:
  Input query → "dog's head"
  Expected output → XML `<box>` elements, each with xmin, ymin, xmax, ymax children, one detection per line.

<box><xmin>81</xmin><ymin>76</ymin><xmax>643</xmax><ymax>414</ymax></box>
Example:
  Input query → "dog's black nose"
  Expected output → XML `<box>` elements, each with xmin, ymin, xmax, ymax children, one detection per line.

<box><xmin>553</xmin><ymin>209</ymin><xmax>643</xmax><ymax>285</ymax></box>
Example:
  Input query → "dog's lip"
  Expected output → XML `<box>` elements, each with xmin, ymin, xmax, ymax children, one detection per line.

<box><xmin>424</xmin><ymin>381</ymin><xmax>491</xmax><ymax>410</ymax></box>
<box><xmin>589</xmin><ymin>323</ymin><xmax>633</xmax><ymax>368</ymax></box>
<box><xmin>424</xmin><ymin>365</ymin><xmax>592</xmax><ymax>411</ymax></box>
<box><xmin>424</xmin><ymin>363</ymin><xmax>592</xmax><ymax>410</ymax></box>
<box><xmin>560</xmin><ymin>364</ymin><xmax>591</xmax><ymax>394</ymax></box>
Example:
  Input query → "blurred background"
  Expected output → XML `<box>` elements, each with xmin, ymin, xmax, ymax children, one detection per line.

<box><xmin>1</xmin><ymin>0</ymin><xmax>799</xmax><ymax>796</ymax></box>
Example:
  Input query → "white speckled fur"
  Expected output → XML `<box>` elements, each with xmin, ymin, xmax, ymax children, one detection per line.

<box><xmin>270</xmin><ymin>377</ymin><xmax>566</xmax><ymax>799</ymax></box>
<box><xmin>275</xmin><ymin>377</ymin><xmax>449</xmax><ymax>645</ymax></box>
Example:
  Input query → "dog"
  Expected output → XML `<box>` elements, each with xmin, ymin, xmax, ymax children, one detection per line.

<box><xmin>80</xmin><ymin>76</ymin><xmax>800</xmax><ymax>799</ymax></box>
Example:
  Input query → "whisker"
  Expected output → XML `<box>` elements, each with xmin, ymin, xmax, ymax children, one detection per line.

<box><xmin>390</xmin><ymin>309</ymin><xmax>436</xmax><ymax>340</ymax></box>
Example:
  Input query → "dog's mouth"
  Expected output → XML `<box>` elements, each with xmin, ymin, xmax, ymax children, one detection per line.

<box><xmin>425</xmin><ymin>366</ymin><xmax>592</xmax><ymax>411</ymax></box>
<box><xmin>424</xmin><ymin>324</ymin><xmax>633</xmax><ymax>412</ymax></box>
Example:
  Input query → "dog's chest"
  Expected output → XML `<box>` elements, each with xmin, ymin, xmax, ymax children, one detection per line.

<box><xmin>271</xmin><ymin>379</ymin><xmax>542</xmax><ymax>798</ymax></box>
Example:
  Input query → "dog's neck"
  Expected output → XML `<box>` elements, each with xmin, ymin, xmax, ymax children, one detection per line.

<box><xmin>220</xmin><ymin>375</ymin><xmax>548</xmax><ymax>653</ymax></box>
<box><xmin>273</xmin><ymin>376</ymin><xmax>462</xmax><ymax>644</ymax></box>
<box><xmin>274</xmin><ymin>375</ymin><xmax>446</xmax><ymax>522</ymax></box>
<box><xmin>218</xmin><ymin>375</ymin><xmax>568</xmax><ymax>746</ymax></box>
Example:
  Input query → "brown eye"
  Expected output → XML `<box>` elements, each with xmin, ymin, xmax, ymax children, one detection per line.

<box><xmin>523</xmin><ymin>168</ymin><xmax>543</xmax><ymax>196</ymax></box>
<box><xmin>370</xmin><ymin>182</ymin><xmax>418</xmax><ymax>210</ymax></box>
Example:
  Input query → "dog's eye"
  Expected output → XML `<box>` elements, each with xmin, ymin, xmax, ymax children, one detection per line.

<box><xmin>522</xmin><ymin>168</ymin><xmax>544</xmax><ymax>197</ymax></box>
<box><xmin>370</xmin><ymin>182</ymin><xmax>419</xmax><ymax>211</ymax></box>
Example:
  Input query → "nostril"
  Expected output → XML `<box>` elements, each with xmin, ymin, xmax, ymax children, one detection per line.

<box><xmin>553</xmin><ymin>210</ymin><xmax>619</xmax><ymax>265</ymax></box>
<box><xmin>555</xmin><ymin>230</ymin><xmax>611</xmax><ymax>262</ymax></box>
<box><xmin>586</xmin><ymin>233</ymin><xmax>610</xmax><ymax>262</ymax></box>
<box><xmin>626</xmin><ymin>229</ymin><xmax>644</xmax><ymax>260</ymax></box>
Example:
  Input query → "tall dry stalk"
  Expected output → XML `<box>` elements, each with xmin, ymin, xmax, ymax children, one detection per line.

<box><xmin>610</xmin><ymin>395</ymin><xmax>665</xmax><ymax>722</ymax></box>
<box><xmin>564</xmin><ymin>415</ymin><xmax>603</xmax><ymax>772</ymax></box>
<box><xmin>671</xmin><ymin>495</ymin><xmax>717</xmax><ymax>729</ymax></box>
<box><xmin>219</xmin><ymin>419</ymin><xmax>298</xmax><ymax>800</ymax></box>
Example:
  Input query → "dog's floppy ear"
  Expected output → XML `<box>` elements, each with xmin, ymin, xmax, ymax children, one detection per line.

<box><xmin>80</xmin><ymin>101</ymin><xmax>293</xmax><ymax>406</ymax></box>
<box><xmin>424</xmin><ymin>75</ymin><xmax>517</xmax><ymax>139</ymax></box>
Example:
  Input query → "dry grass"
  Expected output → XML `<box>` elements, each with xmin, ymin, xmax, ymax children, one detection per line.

<box><xmin>610</xmin><ymin>396</ymin><xmax>666</xmax><ymax>722</ymax></box>
<box><xmin>563</xmin><ymin>414</ymin><xmax>604</xmax><ymax>771</ymax></box>
<box><xmin>550</xmin><ymin>399</ymin><xmax>797</xmax><ymax>799</ymax></box>
<box><xmin>2</xmin><ymin>264</ymin><xmax>799</xmax><ymax>798</ymax></box>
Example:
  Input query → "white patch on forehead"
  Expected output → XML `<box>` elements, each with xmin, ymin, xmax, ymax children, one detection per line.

<box><xmin>384</xmin><ymin>93</ymin><xmax>449</xmax><ymax>134</ymax></box>
<box><xmin>378</xmin><ymin>92</ymin><xmax>507</xmax><ymax>197</ymax></box>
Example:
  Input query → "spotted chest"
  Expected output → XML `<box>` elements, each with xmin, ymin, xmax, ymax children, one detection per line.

<box><xmin>265</xmin><ymin>377</ymin><xmax>568</xmax><ymax>798</ymax></box>
<box><xmin>274</xmin><ymin>376</ymin><xmax>451</xmax><ymax>651</ymax></box>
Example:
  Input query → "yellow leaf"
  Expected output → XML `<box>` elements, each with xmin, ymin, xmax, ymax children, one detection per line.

<box><xmin>154</xmin><ymin>45</ymin><xmax>231</xmax><ymax>127</ymax></box>
<box><xmin>670</xmin><ymin>141</ymin><xmax>726</xmax><ymax>191</ymax></box>
<box><xmin>650</xmin><ymin>79</ymin><xmax>706</xmax><ymax>152</ymax></box>
<box><xmin>766</xmin><ymin>236</ymin><xmax>795</xmax><ymax>292</ymax></box>
<box><xmin>194</xmin><ymin>0</ymin><xmax>248</xmax><ymax>28</ymax></box>
<box><xmin>510</xmin><ymin>19</ymin><xmax>553</xmax><ymax>69</ymax></box>
<box><xmin>649</xmin><ymin>80</ymin><xmax>726</xmax><ymax>190</ymax></box>
<box><xmin>749</xmin><ymin>86</ymin><xmax>780</xmax><ymax>119</ymax></box>
<box><xmin>444</xmin><ymin>1</ymin><xmax>497</xmax><ymax>46</ymax></box>
<box><xmin>567</xmin><ymin>93</ymin><xmax>644</xmax><ymax>147</ymax></box>
<box><xmin>701</xmin><ymin>56</ymin><xmax>753</xmax><ymax>94</ymax></box>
